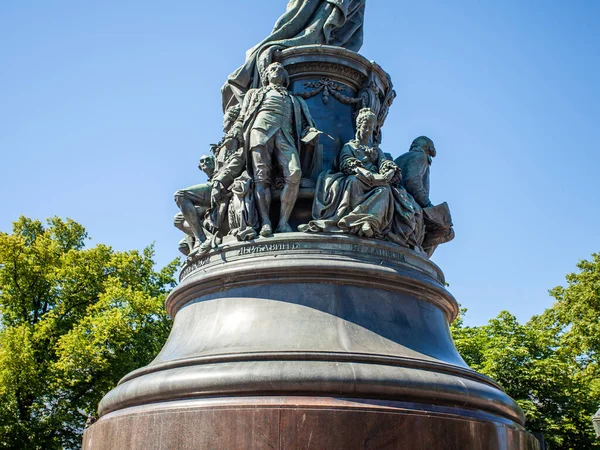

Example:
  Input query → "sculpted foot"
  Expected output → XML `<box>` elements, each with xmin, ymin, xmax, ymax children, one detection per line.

<box><xmin>197</xmin><ymin>240</ymin><xmax>212</xmax><ymax>255</ymax></box>
<box><xmin>260</xmin><ymin>224</ymin><xmax>273</xmax><ymax>237</ymax></box>
<box><xmin>236</xmin><ymin>228</ymin><xmax>258</xmax><ymax>241</ymax></box>
<box><xmin>360</xmin><ymin>222</ymin><xmax>374</xmax><ymax>238</ymax></box>
<box><xmin>188</xmin><ymin>242</ymin><xmax>209</xmax><ymax>259</ymax></box>
<box><xmin>275</xmin><ymin>223</ymin><xmax>293</xmax><ymax>233</ymax></box>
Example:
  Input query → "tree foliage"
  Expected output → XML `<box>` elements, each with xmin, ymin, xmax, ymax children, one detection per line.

<box><xmin>452</xmin><ymin>253</ymin><xmax>600</xmax><ymax>450</ymax></box>
<box><xmin>0</xmin><ymin>217</ymin><xmax>178</xmax><ymax>449</ymax></box>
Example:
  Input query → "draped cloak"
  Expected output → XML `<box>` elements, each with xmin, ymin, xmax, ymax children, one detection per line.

<box><xmin>221</xmin><ymin>0</ymin><xmax>366</xmax><ymax>111</ymax></box>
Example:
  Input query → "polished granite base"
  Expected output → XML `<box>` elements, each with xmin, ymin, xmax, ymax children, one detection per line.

<box><xmin>84</xmin><ymin>396</ymin><xmax>540</xmax><ymax>450</ymax></box>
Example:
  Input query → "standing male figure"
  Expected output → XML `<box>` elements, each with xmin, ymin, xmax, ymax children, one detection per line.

<box><xmin>233</xmin><ymin>62</ymin><xmax>318</xmax><ymax>236</ymax></box>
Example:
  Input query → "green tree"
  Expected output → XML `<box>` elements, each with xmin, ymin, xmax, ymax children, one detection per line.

<box><xmin>549</xmin><ymin>253</ymin><xmax>600</xmax><ymax>372</ymax></box>
<box><xmin>452</xmin><ymin>254</ymin><xmax>600</xmax><ymax>449</ymax></box>
<box><xmin>0</xmin><ymin>217</ymin><xmax>178</xmax><ymax>449</ymax></box>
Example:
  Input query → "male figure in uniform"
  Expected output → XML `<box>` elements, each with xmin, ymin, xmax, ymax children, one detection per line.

<box><xmin>233</xmin><ymin>62</ymin><xmax>318</xmax><ymax>236</ymax></box>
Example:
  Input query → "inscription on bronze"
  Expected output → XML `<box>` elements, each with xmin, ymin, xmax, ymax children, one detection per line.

<box><xmin>351</xmin><ymin>244</ymin><xmax>407</xmax><ymax>263</ymax></box>
<box><xmin>181</xmin><ymin>256</ymin><xmax>210</xmax><ymax>279</ymax></box>
<box><xmin>238</xmin><ymin>242</ymin><xmax>301</xmax><ymax>256</ymax></box>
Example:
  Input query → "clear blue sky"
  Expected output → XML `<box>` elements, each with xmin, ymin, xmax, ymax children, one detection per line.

<box><xmin>1</xmin><ymin>1</ymin><xmax>599</xmax><ymax>325</ymax></box>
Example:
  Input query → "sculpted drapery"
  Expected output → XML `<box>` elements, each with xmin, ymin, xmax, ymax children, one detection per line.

<box><xmin>302</xmin><ymin>109</ymin><xmax>425</xmax><ymax>249</ymax></box>
<box><xmin>305</xmin><ymin>141</ymin><xmax>425</xmax><ymax>248</ymax></box>
<box><xmin>221</xmin><ymin>0</ymin><xmax>366</xmax><ymax>110</ymax></box>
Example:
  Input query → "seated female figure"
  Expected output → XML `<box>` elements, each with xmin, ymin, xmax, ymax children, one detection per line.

<box><xmin>302</xmin><ymin>108</ymin><xmax>424</xmax><ymax>250</ymax></box>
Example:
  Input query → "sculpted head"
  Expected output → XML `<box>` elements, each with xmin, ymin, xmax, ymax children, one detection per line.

<box><xmin>198</xmin><ymin>154</ymin><xmax>216</xmax><ymax>178</ymax></box>
<box><xmin>355</xmin><ymin>108</ymin><xmax>378</xmax><ymax>142</ymax></box>
<box><xmin>264</xmin><ymin>62</ymin><xmax>290</xmax><ymax>88</ymax></box>
<box><xmin>223</xmin><ymin>105</ymin><xmax>241</xmax><ymax>133</ymax></box>
<box><xmin>410</xmin><ymin>136</ymin><xmax>436</xmax><ymax>158</ymax></box>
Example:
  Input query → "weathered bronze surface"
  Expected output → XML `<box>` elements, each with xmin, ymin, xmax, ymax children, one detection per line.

<box><xmin>396</xmin><ymin>136</ymin><xmax>455</xmax><ymax>256</ymax></box>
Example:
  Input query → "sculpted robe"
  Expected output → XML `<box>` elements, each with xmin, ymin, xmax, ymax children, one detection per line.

<box><xmin>222</xmin><ymin>0</ymin><xmax>366</xmax><ymax>110</ymax></box>
<box><xmin>306</xmin><ymin>141</ymin><xmax>425</xmax><ymax>248</ymax></box>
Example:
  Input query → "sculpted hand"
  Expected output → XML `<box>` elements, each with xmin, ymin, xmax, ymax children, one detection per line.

<box><xmin>381</xmin><ymin>168</ymin><xmax>395</xmax><ymax>183</ymax></box>
<box><xmin>379</xmin><ymin>159</ymin><xmax>397</xmax><ymax>172</ymax></box>
<box><xmin>379</xmin><ymin>160</ymin><xmax>399</xmax><ymax>184</ymax></box>
<box><xmin>231</xmin><ymin>122</ymin><xmax>244</xmax><ymax>142</ymax></box>
<box><xmin>341</xmin><ymin>157</ymin><xmax>360</xmax><ymax>175</ymax></box>
<box><xmin>301</xmin><ymin>127</ymin><xmax>317</xmax><ymax>137</ymax></box>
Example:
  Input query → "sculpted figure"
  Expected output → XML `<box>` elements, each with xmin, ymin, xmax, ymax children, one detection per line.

<box><xmin>174</xmin><ymin>106</ymin><xmax>247</xmax><ymax>255</ymax></box>
<box><xmin>395</xmin><ymin>136</ymin><xmax>435</xmax><ymax>208</ymax></box>
<box><xmin>173</xmin><ymin>154</ymin><xmax>216</xmax><ymax>256</ymax></box>
<box><xmin>301</xmin><ymin>108</ymin><xmax>424</xmax><ymax>249</ymax></box>
<box><xmin>227</xmin><ymin>170</ymin><xmax>259</xmax><ymax>241</ymax></box>
<box><xmin>207</xmin><ymin>106</ymin><xmax>259</xmax><ymax>241</ymax></box>
<box><xmin>203</xmin><ymin>134</ymin><xmax>246</xmax><ymax>232</ymax></box>
<box><xmin>395</xmin><ymin>136</ymin><xmax>455</xmax><ymax>256</ymax></box>
<box><xmin>232</xmin><ymin>62</ymin><xmax>318</xmax><ymax>236</ymax></box>
<box><xmin>222</xmin><ymin>0</ymin><xmax>366</xmax><ymax>110</ymax></box>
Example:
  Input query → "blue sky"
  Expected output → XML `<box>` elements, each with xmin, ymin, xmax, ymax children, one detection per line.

<box><xmin>1</xmin><ymin>1</ymin><xmax>598</xmax><ymax>325</ymax></box>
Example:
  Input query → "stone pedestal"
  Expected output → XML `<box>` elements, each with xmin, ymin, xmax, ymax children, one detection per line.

<box><xmin>83</xmin><ymin>234</ymin><xmax>540</xmax><ymax>449</ymax></box>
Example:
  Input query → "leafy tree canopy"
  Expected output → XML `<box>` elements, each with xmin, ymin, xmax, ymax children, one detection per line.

<box><xmin>452</xmin><ymin>253</ymin><xmax>600</xmax><ymax>450</ymax></box>
<box><xmin>0</xmin><ymin>217</ymin><xmax>178</xmax><ymax>449</ymax></box>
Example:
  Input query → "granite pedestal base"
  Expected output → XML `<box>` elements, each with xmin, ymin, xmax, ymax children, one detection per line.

<box><xmin>84</xmin><ymin>397</ymin><xmax>539</xmax><ymax>450</ymax></box>
<box><xmin>83</xmin><ymin>234</ymin><xmax>540</xmax><ymax>449</ymax></box>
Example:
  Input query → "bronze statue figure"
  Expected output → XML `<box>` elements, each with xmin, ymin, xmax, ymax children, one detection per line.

<box><xmin>173</xmin><ymin>154</ymin><xmax>215</xmax><ymax>255</ymax></box>
<box><xmin>174</xmin><ymin>107</ymin><xmax>247</xmax><ymax>255</ymax></box>
<box><xmin>301</xmin><ymin>108</ymin><xmax>425</xmax><ymax>250</ymax></box>
<box><xmin>232</xmin><ymin>62</ymin><xmax>318</xmax><ymax>237</ymax></box>
<box><xmin>395</xmin><ymin>136</ymin><xmax>455</xmax><ymax>256</ymax></box>
<box><xmin>395</xmin><ymin>136</ymin><xmax>436</xmax><ymax>208</ymax></box>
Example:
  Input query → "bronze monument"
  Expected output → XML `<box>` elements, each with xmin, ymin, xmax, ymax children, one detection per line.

<box><xmin>84</xmin><ymin>1</ymin><xmax>540</xmax><ymax>449</ymax></box>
